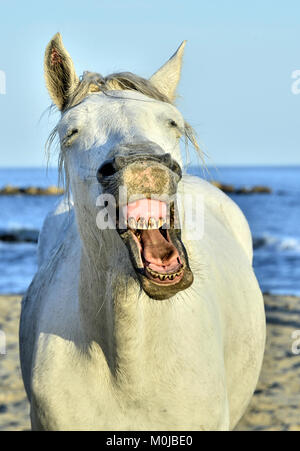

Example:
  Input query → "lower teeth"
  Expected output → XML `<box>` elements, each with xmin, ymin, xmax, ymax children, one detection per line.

<box><xmin>146</xmin><ymin>267</ymin><xmax>182</xmax><ymax>280</ymax></box>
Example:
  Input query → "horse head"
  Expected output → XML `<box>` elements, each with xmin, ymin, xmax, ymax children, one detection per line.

<box><xmin>44</xmin><ymin>33</ymin><xmax>194</xmax><ymax>300</ymax></box>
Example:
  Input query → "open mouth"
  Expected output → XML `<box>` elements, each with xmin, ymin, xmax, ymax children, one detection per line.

<box><xmin>130</xmin><ymin>227</ymin><xmax>185</xmax><ymax>286</ymax></box>
<box><xmin>117</xmin><ymin>198</ymin><xmax>193</xmax><ymax>299</ymax></box>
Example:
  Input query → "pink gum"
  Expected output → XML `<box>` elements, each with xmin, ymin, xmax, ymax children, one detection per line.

<box><xmin>123</xmin><ymin>198</ymin><xmax>167</xmax><ymax>220</ymax></box>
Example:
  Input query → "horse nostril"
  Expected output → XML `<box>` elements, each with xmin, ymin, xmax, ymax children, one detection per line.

<box><xmin>161</xmin><ymin>153</ymin><xmax>172</xmax><ymax>166</ymax></box>
<box><xmin>96</xmin><ymin>159</ymin><xmax>116</xmax><ymax>183</ymax></box>
<box><xmin>160</xmin><ymin>153</ymin><xmax>181</xmax><ymax>179</ymax></box>
<box><xmin>170</xmin><ymin>160</ymin><xmax>182</xmax><ymax>179</ymax></box>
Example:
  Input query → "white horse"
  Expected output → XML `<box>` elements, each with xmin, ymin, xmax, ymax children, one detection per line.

<box><xmin>19</xmin><ymin>33</ymin><xmax>266</xmax><ymax>431</ymax></box>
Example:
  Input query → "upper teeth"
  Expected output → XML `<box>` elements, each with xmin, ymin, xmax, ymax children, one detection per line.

<box><xmin>127</xmin><ymin>216</ymin><xmax>168</xmax><ymax>230</ymax></box>
<box><xmin>148</xmin><ymin>217</ymin><xmax>158</xmax><ymax>229</ymax></box>
<box><xmin>128</xmin><ymin>217</ymin><xmax>137</xmax><ymax>229</ymax></box>
<box><xmin>137</xmin><ymin>217</ymin><xmax>147</xmax><ymax>229</ymax></box>
<box><xmin>158</xmin><ymin>218</ymin><xmax>166</xmax><ymax>229</ymax></box>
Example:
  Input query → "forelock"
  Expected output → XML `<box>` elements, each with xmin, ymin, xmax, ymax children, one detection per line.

<box><xmin>64</xmin><ymin>71</ymin><xmax>171</xmax><ymax>111</ymax></box>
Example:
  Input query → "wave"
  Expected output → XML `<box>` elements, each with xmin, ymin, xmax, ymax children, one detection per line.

<box><xmin>253</xmin><ymin>234</ymin><xmax>300</xmax><ymax>252</ymax></box>
<box><xmin>0</xmin><ymin>227</ymin><xmax>39</xmax><ymax>243</ymax></box>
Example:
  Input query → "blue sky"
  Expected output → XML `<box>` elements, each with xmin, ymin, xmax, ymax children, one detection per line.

<box><xmin>0</xmin><ymin>0</ymin><xmax>299</xmax><ymax>166</ymax></box>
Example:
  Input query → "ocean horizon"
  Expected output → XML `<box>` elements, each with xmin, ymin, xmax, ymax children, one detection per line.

<box><xmin>0</xmin><ymin>165</ymin><xmax>299</xmax><ymax>296</ymax></box>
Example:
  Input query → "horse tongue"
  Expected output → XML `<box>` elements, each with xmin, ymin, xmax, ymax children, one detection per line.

<box><xmin>141</xmin><ymin>229</ymin><xmax>180</xmax><ymax>272</ymax></box>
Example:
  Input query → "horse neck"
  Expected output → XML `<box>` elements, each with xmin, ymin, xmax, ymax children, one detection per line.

<box><xmin>77</xmin><ymin>225</ymin><xmax>192</xmax><ymax>392</ymax></box>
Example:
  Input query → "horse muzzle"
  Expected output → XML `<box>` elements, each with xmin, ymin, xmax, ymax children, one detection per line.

<box><xmin>96</xmin><ymin>142</ymin><xmax>194</xmax><ymax>300</ymax></box>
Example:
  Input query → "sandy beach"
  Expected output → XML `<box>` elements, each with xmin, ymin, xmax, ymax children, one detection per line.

<box><xmin>0</xmin><ymin>294</ymin><xmax>299</xmax><ymax>431</ymax></box>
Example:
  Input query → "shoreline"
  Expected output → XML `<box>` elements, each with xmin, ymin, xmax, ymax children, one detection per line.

<box><xmin>0</xmin><ymin>294</ymin><xmax>300</xmax><ymax>431</ymax></box>
<box><xmin>0</xmin><ymin>180</ymin><xmax>272</xmax><ymax>196</ymax></box>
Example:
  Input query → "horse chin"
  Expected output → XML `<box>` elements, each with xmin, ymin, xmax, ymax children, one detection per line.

<box><xmin>118</xmin><ymin>227</ymin><xmax>194</xmax><ymax>301</ymax></box>
<box><xmin>140</xmin><ymin>264</ymin><xmax>194</xmax><ymax>300</ymax></box>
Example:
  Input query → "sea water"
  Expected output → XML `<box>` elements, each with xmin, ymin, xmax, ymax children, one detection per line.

<box><xmin>0</xmin><ymin>166</ymin><xmax>299</xmax><ymax>295</ymax></box>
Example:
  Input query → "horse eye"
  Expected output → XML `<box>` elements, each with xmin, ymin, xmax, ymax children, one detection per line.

<box><xmin>63</xmin><ymin>128</ymin><xmax>79</xmax><ymax>147</ymax></box>
<box><xmin>66</xmin><ymin>128</ymin><xmax>79</xmax><ymax>137</ymax></box>
<box><xmin>169</xmin><ymin>120</ymin><xmax>178</xmax><ymax>128</ymax></box>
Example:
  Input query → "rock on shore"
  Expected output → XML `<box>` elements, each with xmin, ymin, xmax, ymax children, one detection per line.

<box><xmin>0</xmin><ymin>182</ymin><xmax>272</xmax><ymax>196</ymax></box>
<box><xmin>210</xmin><ymin>181</ymin><xmax>272</xmax><ymax>194</ymax></box>
<box><xmin>0</xmin><ymin>185</ymin><xmax>64</xmax><ymax>195</ymax></box>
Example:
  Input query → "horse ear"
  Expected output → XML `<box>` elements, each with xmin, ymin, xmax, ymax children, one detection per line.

<box><xmin>44</xmin><ymin>33</ymin><xmax>79</xmax><ymax>110</ymax></box>
<box><xmin>149</xmin><ymin>41</ymin><xmax>186</xmax><ymax>102</ymax></box>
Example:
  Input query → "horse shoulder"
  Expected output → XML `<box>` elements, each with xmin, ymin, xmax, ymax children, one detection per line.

<box><xmin>180</xmin><ymin>175</ymin><xmax>253</xmax><ymax>261</ymax></box>
<box><xmin>20</xmin><ymin>198</ymin><xmax>80</xmax><ymax>401</ymax></box>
